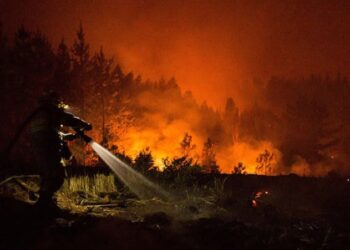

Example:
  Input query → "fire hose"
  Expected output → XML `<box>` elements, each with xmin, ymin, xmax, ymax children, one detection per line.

<box><xmin>74</xmin><ymin>127</ymin><xmax>92</xmax><ymax>143</ymax></box>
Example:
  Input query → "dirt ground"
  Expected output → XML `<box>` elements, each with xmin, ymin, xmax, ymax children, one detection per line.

<box><xmin>0</xmin><ymin>174</ymin><xmax>349</xmax><ymax>250</ymax></box>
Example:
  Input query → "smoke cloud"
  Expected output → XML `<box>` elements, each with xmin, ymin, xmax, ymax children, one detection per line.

<box><xmin>1</xmin><ymin>1</ymin><xmax>350</xmax><ymax>175</ymax></box>
<box><xmin>1</xmin><ymin>0</ymin><xmax>350</xmax><ymax>108</ymax></box>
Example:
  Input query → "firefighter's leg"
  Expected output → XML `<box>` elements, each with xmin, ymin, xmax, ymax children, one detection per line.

<box><xmin>37</xmin><ymin>163</ymin><xmax>65</xmax><ymax>205</ymax></box>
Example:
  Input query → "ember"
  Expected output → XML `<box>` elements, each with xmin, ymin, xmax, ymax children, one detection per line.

<box><xmin>250</xmin><ymin>190</ymin><xmax>271</xmax><ymax>208</ymax></box>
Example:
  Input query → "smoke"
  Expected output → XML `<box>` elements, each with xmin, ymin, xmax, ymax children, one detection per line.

<box><xmin>239</xmin><ymin>75</ymin><xmax>350</xmax><ymax>176</ymax></box>
<box><xmin>1</xmin><ymin>1</ymin><xmax>350</xmax><ymax>175</ymax></box>
<box><xmin>101</xmin><ymin>74</ymin><xmax>350</xmax><ymax>176</ymax></box>
<box><xmin>217</xmin><ymin>141</ymin><xmax>282</xmax><ymax>174</ymax></box>
<box><xmin>2</xmin><ymin>0</ymin><xmax>350</xmax><ymax>108</ymax></box>
<box><xmin>95</xmin><ymin>78</ymin><xmax>282</xmax><ymax>174</ymax></box>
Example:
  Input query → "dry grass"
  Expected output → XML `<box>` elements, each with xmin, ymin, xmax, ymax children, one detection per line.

<box><xmin>61</xmin><ymin>173</ymin><xmax>117</xmax><ymax>196</ymax></box>
<box><xmin>57</xmin><ymin>173</ymin><xmax>118</xmax><ymax>211</ymax></box>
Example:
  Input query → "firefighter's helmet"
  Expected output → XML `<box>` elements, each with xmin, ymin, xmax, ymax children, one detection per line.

<box><xmin>39</xmin><ymin>90</ymin><xmax>61</xmax><ymax>106</ymax></box>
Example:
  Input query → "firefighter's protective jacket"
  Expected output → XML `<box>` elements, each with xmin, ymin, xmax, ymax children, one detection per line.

<box><xmin>30</xmin><ymin>103</ymin><xmax>91</xmax><ymax>162</ymax></box>
<box><xmin>31</xmin><ymin>104</ymin><xmax>90</xmax><ymax>136</ymax></box>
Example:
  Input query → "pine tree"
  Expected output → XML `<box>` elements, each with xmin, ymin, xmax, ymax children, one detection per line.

<box><xmin>201</xmin><ymin>138</ymin><xmax>220</xmax><ymax>174</ymax></box>
<box><xmin>134</xmin><ymin>148</ymin><xmax>155</xmax><ymax>174</ymax></box>
<box><xmin>179</xmin><ymin>132</ymin><xmax>196</xmax><ymax>157</ymax></box>
<box><xmin>71</xmin><ymin>23</ymin><xmax>90</xmax><ymax>116</ymax></box>
<box><xmin>72</xmin><ymin>23</ymin><xmax>89</xmax><ymax>69</ymax></box>
<box><xmin>54</xmin><ymin>39</ymin><xmax>71</xmax><ymax>94</ymax></box>
<box><xmin>223</xmin><ymin>97</ymin><xmax>239</xmax><ymax>144</ymax></box>
<box><xmin>70</xmin><ymin>23</ymin><xmax>91</xmax><ymax>166</ymax></box>
<box><xmin>90</xmin><ymin>47</ymin><xmax>115</xmax><ymax>146</ymax></box>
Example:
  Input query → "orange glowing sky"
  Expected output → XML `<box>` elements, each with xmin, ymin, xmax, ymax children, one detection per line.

<box><xmin>1</xmin><ymin>0</ymin><xmax>350</xmax><ymax>108</ymax></box>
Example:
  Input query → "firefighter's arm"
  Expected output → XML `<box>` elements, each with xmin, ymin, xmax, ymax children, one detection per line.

<box><xmin>59</xmin><ymin>110</ymin><xmax>92</xmax><ymax>131</ymax></box>
<box><xmin>59</xmin><ymin>132</ymin><xmax>76</xmax><ymax>141</ymax></box>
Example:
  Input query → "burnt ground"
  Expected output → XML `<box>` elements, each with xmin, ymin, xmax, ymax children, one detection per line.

<box><xmin>0</xmin><ymin>174</ymin><xmax>349</xmax><ymax>250</ymax></box>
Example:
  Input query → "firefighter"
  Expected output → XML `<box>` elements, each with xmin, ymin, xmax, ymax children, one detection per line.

<box><xmin>30</xmin><ymin>91</ymin><xmax>92</xmax><ymax>211</ymax></box>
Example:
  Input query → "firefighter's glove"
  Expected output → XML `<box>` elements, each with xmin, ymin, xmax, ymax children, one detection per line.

<box><xmin>63</xmin><ymin>133</ymin><xmax>76</xmax><ymax>141</ymax></box>
<box><xmin>85</xmin><ymin>123</ymin><xmax>92</xmax><ymax>131</ymax></box>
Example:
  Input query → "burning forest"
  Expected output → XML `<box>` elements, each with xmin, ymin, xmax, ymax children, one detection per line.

<box><xmin>0</xmin><ymin>1</ymin><xmax>350</xmax><ymax>249</ymax></box>
<box><xmin>1</xmin><ymin>23</ymin><xmax>350</xmax><ymax>176</ymax></box>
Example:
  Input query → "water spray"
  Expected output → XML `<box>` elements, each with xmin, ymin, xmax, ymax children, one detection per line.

<box><xmin>77</xmin><ymin>129</ymin><xmax>169</xmax><ymax>200</ymax></box>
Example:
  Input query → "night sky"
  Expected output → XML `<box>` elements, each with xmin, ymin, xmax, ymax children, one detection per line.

<box><xmin>1</xmin><ymin>0</ymin><xmax>350</xmax><ymax>107</ymax></box>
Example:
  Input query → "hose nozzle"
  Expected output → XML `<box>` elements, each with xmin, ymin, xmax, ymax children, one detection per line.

<box><xmin>74</xmin><ymin>127</ymin><xmax>92</xmax><ymax>143</ymax></box>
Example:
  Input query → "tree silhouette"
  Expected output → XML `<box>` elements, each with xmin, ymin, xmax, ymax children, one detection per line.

<box><xmin>134</xmin><ymin>148</ymin><xmax>156</xmax><ymax>174</ymax></box>
<box><xmin>90</xmin><ymin>47</ymin><xmax>116</xmax><ymax>147</ymax></box>
<box><xmin>255</xmin><ymin>150</ymin><xmax>274</xmax><ymax>175</ymax></box>
<box><xmin>179</xmin><ymin>132</ymin><xmax>196</xmax><ymax>157</ymax></box>
<box><xmin>232</xmin><ymin>162</ymin><xmax>247</xmax><ymax>175</ymax></box>
<box><xmin>54</xmin><ymin>39</ymin><xmax>71</xmax><ymax>94</ymax></box>
<box><xmin>201</xmin><ymin>138</ymin><xmax>220</xmax><ymax>174</ymax></box>
<box><xmin>223</xmin><ymin>97</ymin><xmax>239</xmax><ymax>144</ymax></box>
<box><xmin>71</xmin><ymin>23</ymin><xmax>90</xmax><ymax>117</ymax></box>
